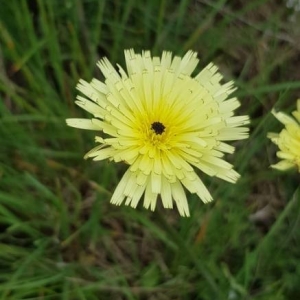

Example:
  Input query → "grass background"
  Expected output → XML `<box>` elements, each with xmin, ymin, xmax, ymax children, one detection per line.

<box><xmin>0</xmin><ymin>0</ymin><xmax>300</xmax><ymax>299</ymax></box>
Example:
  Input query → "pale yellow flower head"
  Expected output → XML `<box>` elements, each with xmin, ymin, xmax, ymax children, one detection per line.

<box><xmin>268</xmin><ymin>100</ymin><xmax>300</xmax><ymax>172</ymax></box>
<box><xmin>66</xmin><ymin>50</ymin><xmax>249</xmax><ymax>216</ymax></box>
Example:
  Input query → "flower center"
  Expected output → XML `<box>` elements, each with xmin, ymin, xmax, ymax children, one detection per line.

<box><xmin>151</xmin><ymin>121</ymin><xmax>166</xmax><ymax>135</ymax></box>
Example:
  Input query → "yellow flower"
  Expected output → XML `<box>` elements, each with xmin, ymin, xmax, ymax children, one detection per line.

<box><xmin>66</xmin><ymin>50</ymin><xmax>249</xmax><ymax>216</ymax></box>
<box><xmin>268</xmin><ymin>100</ymin><xmax>300</xmax><ymax>172</ymax></box>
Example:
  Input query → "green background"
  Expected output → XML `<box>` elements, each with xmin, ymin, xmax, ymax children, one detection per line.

<box><xmin>0</xmin><ymin>0</ymin><xmax>300</xmax><ymax>299</ymax></box>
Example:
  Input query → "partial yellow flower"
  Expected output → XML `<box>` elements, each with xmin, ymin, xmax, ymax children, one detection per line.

<box><xmin>268</xmin><ymin>100</ymin><xmax>300</xmax><ymax>172</ymax></box>
<box><xmin>66</xmin><ymin>50</ymin><xmax>249</xmax><ymax>216</ymax></box>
